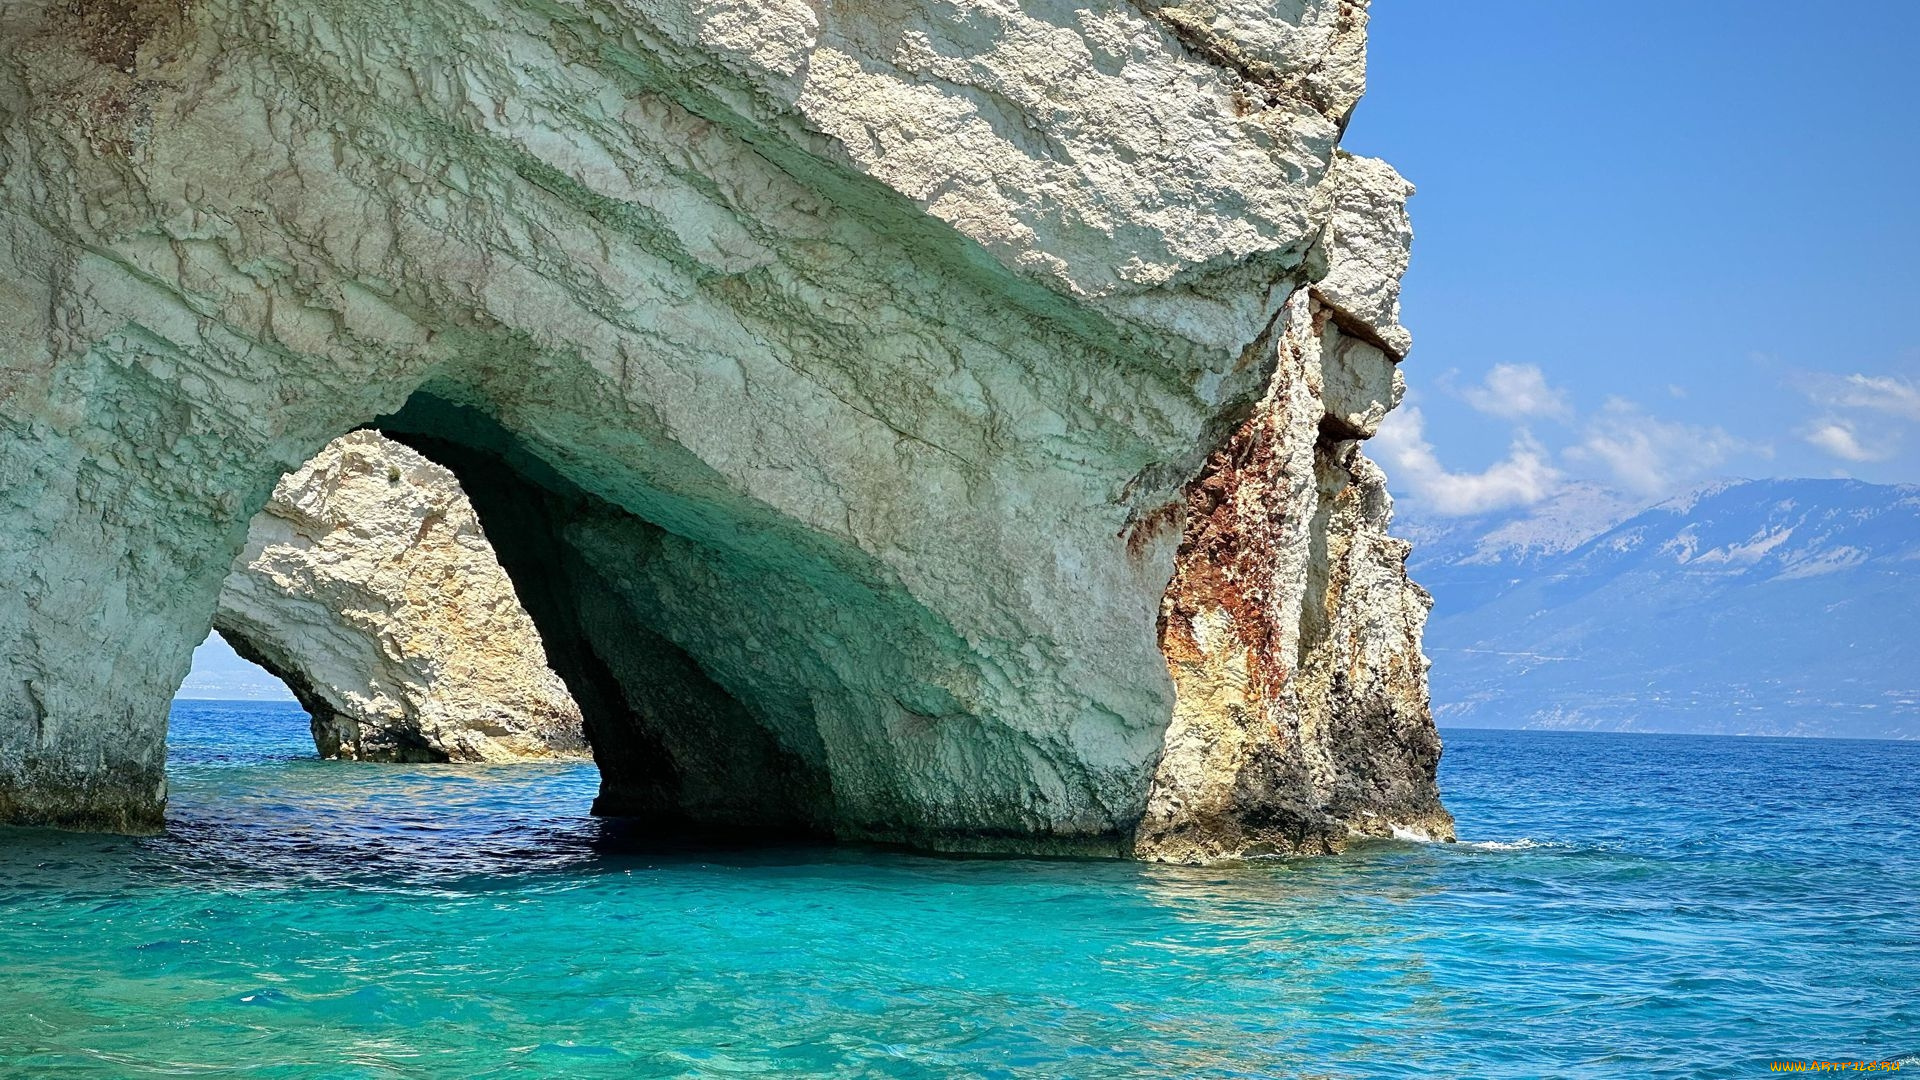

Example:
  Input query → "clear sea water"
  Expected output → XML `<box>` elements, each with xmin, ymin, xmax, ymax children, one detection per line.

<box><xmin>1</xmin><ymin>701</ymin><xmax>1915</xmax><ymax>1078</ymax></box>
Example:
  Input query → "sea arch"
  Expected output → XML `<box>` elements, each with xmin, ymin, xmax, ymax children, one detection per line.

<box><xmin>0</xmin><ymin>0</ymin><xmax>1448</xmax><ymax>860</ymax></box>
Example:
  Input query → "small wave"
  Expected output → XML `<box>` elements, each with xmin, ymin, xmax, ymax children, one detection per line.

<box><xmin>1457</xmin><ymin>838</ymin><xmax>1544</xmax><ymax>852</ymax></box>
<box><xmin>1383</xmin><ymin>825</ymin><xmax>1551</xmax><ymax>849</ymax></box>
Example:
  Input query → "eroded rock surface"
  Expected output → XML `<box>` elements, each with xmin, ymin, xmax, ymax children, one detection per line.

<box><xmin>1134</xmin><ymin>152</ymin><xmax>1451</xmax><ymax>860</ymax></box>
<box><xmin>215</xmin><ymin>430</ymin><xmax>586</xmax><ymax>763</ymax></box>
<box><xmin>0</xmin><ymin>0</ymin><xmax>1449</xmax><ymax>857</ymax></box>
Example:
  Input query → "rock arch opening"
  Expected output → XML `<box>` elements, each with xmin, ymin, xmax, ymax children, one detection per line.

<box><xmin>366</xmin><ymin>386</ymin><xmax>1098</xmax><ymax>848</ymax></box>
<box><xmin>179</xmin><ymin>373</ymin><xmax>1190</xmax><ymax>852</ymax></box>
<box><xmin>205</xmin><ymin>429</ymin><xmax>586</xmax><ymax>765</ymax></box>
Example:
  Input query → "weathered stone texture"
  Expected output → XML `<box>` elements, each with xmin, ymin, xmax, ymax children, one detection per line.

<box><xmin>0</xmin><ymin>0</ymin><xmax>1448</xmax><ymax>856</ymax></box>
<box><xmin>1136</xmin><ymin>283</ymin><xmax>1450</xmax><ymax>862</ymax></box>
<box><xmin>215</xmin><ymin>430</ymin><xmax>586</xmax><ymax>763</ymax></box>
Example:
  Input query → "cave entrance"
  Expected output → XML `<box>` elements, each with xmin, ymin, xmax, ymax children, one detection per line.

<box><xmin>361</xmin><ymin>389</ymin><xmax>837</xmax><ymax>841</ymax></box>
<box><xmin>170</xmin><ymin>394</ymin><xmax>834</xmax><ymax>841</ymax></box>
<box><xmin>160</xmin><ymin>377</ymin><xmax>1129</xmax><ymax>853</ymax></box>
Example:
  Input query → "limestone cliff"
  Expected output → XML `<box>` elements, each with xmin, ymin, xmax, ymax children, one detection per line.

<box><xmin>0</xmin><ymin>0</ymin><xmax>1450</xmax><ymax>858</ymax></box>
<box><xmin>215</xmin><ymin>430</ymin><xmax>586</xmax><ymax>763</ymax></box>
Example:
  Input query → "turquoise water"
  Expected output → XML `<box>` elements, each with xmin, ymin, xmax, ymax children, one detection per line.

<box><xmin>2</xmin><ymin>701</ymin><xmax>1915</xmax><ymax>1078</ymax></box>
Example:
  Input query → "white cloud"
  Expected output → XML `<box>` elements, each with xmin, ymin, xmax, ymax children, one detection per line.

<box><xmin>1459</xmin><ymin>363</ymin><xmax>1571</xmax><ymax>420</ymax></box>
<box><xmin>1373</xmin><ymin>405</ymin><xmax>1563</xmax><ymax>516</ymax></box>
<box><xmin>1804</xmin><ymin>420</ymin><xmax>1892</xmax><ymax>462</ymax></box>
<box><xmin>1795</xmin><ymin>372</ymin><xmax>1917</xmax><ymax>463</ymax></box>
<box><xmin>1564</xmin><ymin>398</ymin><xmax>1755</xmax><ymax>496</ymax></box>
<box><xmin>1808</xmin><ymin>373</ymin><xmax>1920</xmax><ymax>421</ymax></box>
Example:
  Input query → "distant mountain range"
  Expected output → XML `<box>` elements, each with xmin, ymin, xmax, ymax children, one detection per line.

<box><xmin>1400</xmin><ymin>478</ymin><xmax>1920</xmax><ymax>740</ymax></box>
<box><xmin>176</xmin><ymin>631</ymin><xmax>295</xmax><ymax>702</ymax></box>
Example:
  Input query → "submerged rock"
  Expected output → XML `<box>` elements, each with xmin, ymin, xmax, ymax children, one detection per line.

<box><xmin>216</xmin><ymin>430</ymin><xmax>586</xmax><ymax>763</ymax></box>
<box><xmin>0</xmin><ymin>0</ymin><xmax>1450</xmax><ymax>857</ymax></box>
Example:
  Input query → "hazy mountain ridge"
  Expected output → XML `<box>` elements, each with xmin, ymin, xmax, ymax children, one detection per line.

<box><xmin>175</xmin><ymin>632</ymin><xmax>297</xmax><ymax>702</ymax></box>
<box><xmin>1396</xmin><ymin>482</ymin><xmax>1644</xmax><ymax>567</ymax></box>
<box><xmin>1404</xmin><ymin>478</ymin><xmax>1920</xmax><ymax>739</ymax></box>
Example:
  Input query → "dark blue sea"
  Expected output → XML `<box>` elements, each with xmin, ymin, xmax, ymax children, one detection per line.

<box><xmin>1</xmin><ymin>700</ymin><xmax>1914</xmax><ymax>1077</ymax></box>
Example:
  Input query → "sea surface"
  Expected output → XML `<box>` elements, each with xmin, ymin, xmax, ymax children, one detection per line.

<box><xmin>1</xmin><ymin>701</ymin><xmax>1914</xmax><ymax>1078</ymax></box>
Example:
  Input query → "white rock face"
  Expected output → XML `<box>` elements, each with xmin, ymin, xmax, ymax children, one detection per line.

<box><xmin>215</xmin><ymin>430</ymin><xmax>586</xmax><ymax>763</ymax></box>
<box><xmin>0</xmin><ymin>0</ymin><xmax>1448</xmax><ymax>857</ymax></box>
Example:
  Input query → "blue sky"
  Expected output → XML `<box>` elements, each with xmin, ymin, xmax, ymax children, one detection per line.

<box><xmin>1343</xmin><ymin>1</ymin><xmax>1920</xmax><ymax>515</ymax></box>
